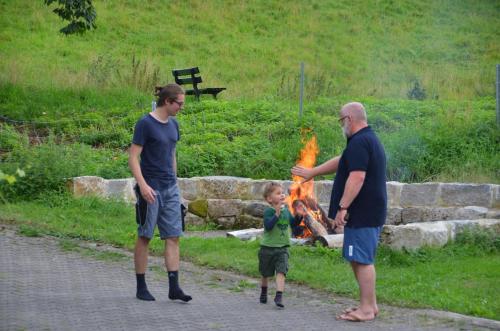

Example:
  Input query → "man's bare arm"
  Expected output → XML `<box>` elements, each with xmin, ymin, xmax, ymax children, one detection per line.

<box><xmin>291</xmin><ymin>156</ymin><xmax>340</xmax><ymax>182</ymax></box>
<box><xmin>128</xmin><ymin>144</ymin><xmax>156</xmax><ymax>204</ymax></box>
<box><xmin>334</xmin><ymin>171</ymin><xmax>366</xmax><ymax>227</ymax></box>
<box><xmin>339</xmin><ymin>171</ymin><xmax>366</xmax><ymax>208</ymax></box>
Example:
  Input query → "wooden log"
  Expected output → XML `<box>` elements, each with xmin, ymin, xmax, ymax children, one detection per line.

<box><xmin>300</xmin><ymin>197</ymin><xmax>336</xmax><ymax>234</ymax></box>
<box><xmin>303</xmin><ymin>214</ymin><xmax>328</xmax><ymax>237</ymax></box>
<box><xmin>226</xmin><ymin>228</ymin><xmax>263</xmax><ymax>241</ymax></box>
<box><xmin>316</xmin><ymin>234</ymin><xmax>344</xmax><ymax>248</ymax></box>
<box><xmin>290</xmin><ymin>237</ymin><xmax>312</xmax><ymax>246</ymax></box>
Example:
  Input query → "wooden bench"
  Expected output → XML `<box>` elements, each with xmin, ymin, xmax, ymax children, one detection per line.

<box><xmin>172</xmin><ymin>67</ymin><xmax>226</xmax><ymax>101</ymax></box>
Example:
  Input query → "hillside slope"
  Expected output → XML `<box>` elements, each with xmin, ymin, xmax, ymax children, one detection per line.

<box><xmin>0</xmin><ymin>0</ymin><xmax>499</xmax><ymax>99</ymax></box>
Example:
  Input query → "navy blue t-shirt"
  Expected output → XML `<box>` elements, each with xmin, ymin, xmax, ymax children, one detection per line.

<box><xmin>132</xmin><ymin>114</ymin><xmax>180</xmax><ymax>189</ymax></box>
<box><xmin>328</xmin><ymin>126</ymin><xmax>387</xmax><ymax>228</ymax></box>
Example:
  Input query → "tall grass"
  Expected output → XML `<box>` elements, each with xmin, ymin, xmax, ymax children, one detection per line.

<box><xmin>0</xmin><ymin>0</ymin><xmax>498</xmax><ymax>99</ymax></box>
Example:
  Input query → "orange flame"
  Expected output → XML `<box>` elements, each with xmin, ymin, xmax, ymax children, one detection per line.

<box><xmin>286</xmin><ymin>133</ymin><xmax>320</xmax><ymax>238</ymax></box>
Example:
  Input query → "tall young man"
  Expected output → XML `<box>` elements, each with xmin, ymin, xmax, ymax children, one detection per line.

<box><xmin>129</xmin><ymin>83</ymin><xmax>192</xmax><ymax>302</ymax></box>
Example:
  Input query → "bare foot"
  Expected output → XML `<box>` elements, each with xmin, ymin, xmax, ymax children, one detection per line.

<box><xmin>336</xmin><ymin>310</ymin><xmax>376</xmax><ymax>322</ymax></box>
<box><xmin>342</xmin><ymin>306</ymin><xmax>379</xmax><ymax>316</ymax></box>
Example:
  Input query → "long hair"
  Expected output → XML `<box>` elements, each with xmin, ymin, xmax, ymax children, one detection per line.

<box><xmin>154</xmin><ymin>83</ymin><xmax>185</xmax><ymax>107</ymax></box>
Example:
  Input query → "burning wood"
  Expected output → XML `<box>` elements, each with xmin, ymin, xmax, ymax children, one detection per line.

<box><xmin>291</xmin><ymin>198</ymin><xmax>341</xmax><ymax>237</ymax></box>
<box><xmin>287</xmin><ymin>135</ymin><xmax>343</xmax><ymax>247</ymax></box>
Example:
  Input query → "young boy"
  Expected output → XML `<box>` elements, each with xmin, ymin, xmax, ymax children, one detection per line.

<box><xmin>259</xmin><ymin>182</ymin><xmax>302</xmax><ymax>308</ymax></box>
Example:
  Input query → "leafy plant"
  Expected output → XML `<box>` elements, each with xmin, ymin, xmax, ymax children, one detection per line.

<box><xmin>44</xmin><ymin>0</ymin><xmax>96</xmax><ymax>35</ymax></box>
<box><xmin>407</xmin><ymin>79</ymin><xmax>427</xmax><ymax>100</ymax></box>
<box><xmin>0</xmin><ymin>123</ymin><xmax>28</xmax><ymax>152</ymax></box>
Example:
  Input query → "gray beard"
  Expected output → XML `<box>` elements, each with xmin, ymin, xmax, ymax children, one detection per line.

<box><xmin>342</xmin><ymin>125</ymin><xmax>350</xmax><ymax>139</ymax></box>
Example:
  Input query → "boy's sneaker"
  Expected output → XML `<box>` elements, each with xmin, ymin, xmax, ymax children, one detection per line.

<box><xmin>274</xmin><ymin>292</ymin><xmax>284</xmax><ymax>308</ymax></box>
<box><xmin>260</xmin><ymin>286</ymin><xmax>268</xmax><ymax>304</ymax></box>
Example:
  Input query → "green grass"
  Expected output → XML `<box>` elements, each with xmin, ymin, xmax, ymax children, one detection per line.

<box><xmin>17</xmin><ymin>224</ymin><xmax>40</xmax><ymax>237</ymax></box>
<box><xmin>57</xmin><ymin>238</ymin><xmax>128</xmax><ymax>262</ymax></box>
<box><xmin>186</xmin><ymin>221</ymin><xmax>221</xmax><ymax>232</ymax></box>
<box><xmin>0</xmin><ymin>0</ymin><xmax>499</xmax><ymax>99</ymax></box>
<box><xmin>1</xmin><ymin>196</ymin><xmax>499</xmax><ymax>320</ymax></box>
<box><xmin>1</xmin><ymin>89</ymin><xmax>498</xmax><ymax>189</ymax></box>
<box><xmin>229</xmin><ymin>280</ymin><xmax>257</xmax><ymax>293</ymax></box>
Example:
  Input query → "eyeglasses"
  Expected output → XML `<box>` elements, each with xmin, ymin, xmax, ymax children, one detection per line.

<box><xmin>172</xmin><ymin>100</ymin><xmax>184</xmax><ymax>107</ymax></box>
<box><xmin>338</xmin><ymin>115</ymin><xmax>349</xmax><ymax>123</ymax></box>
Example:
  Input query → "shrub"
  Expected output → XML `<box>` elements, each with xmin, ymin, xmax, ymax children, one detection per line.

<box><xmin>407</xmin><ymin>79</ymin><xmax>427</xmax><ymax>100</ymax></box>
<box><xmin>0</xmin><ymin>123</ymin><xmax>28</xmax><ymax>152</ymax></box>
<box><xmin>452</xmin><ymin>228</ymin><xmax>500</xmax><ymax>254</ymax></box>
<box><xmin>0</xmin><ymin>139</ymin><xmax>130</xmax><ymax>201</ymax></box>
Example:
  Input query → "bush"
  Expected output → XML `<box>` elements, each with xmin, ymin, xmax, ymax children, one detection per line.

<box><xmin>452</xmin><ymin>228</ymin><xmax>500</xmax><ymax>254</ymax></box>
<box><xmin>407</xmin><ymin>79</ymin><xmax>427</xmax><ymax>100</ymax></box>
<box><xmin>0</xmin><ymin>123</ymin><xmax>28</xmax><ymax>152</ymax></box>
<box><xmin>383</xmin><ymin>128</ymin><xmax>429</xmax><ymax>182</ymax></box>
<box><xmin>0</xmin><ymin>139</ymin><xmax>130</xmax><ymax>201</ymax></box>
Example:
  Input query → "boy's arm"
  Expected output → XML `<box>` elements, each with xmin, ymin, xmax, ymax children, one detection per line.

<box><xmin>289</xmin><ymin>211</ymin><xmax>301</xmax><ymax>228</ymax></box>
<box><xmin>263</xmin><ymin>209</ymin><xmax>279</xmax><ymax>231</ymax></box>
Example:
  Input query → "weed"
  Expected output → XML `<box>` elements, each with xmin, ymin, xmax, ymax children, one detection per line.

<box><xmin>407</xmin><ymin>79</ymin><xmax>427</xmax><ymax>100</ymax></box>
<box><xmin>18</xmin><ymin>225</ymin><xmax>40</xmax><ymax>237</ymax></box>
<box><xmin>58</xmin><ymin>239</ymin><xmax>79</xmax><ymax>251</ymax></box>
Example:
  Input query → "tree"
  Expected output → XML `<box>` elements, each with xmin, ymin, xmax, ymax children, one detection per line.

<box><xmin>44</xmin><ymin>0</ymin><xmax>97</xmax><ymax>35</ymax></box>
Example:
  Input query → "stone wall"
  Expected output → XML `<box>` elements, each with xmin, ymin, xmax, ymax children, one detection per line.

<box><xmin>69</xmin><ymin>176</ymin><xmax>500</xmax><ymax>230</ymax></box>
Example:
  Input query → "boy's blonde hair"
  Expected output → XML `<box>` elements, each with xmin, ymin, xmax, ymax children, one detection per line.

<box><xmin>263</xmin><ymin>182</ymin><xmax>282</xmax><ymax>200</ymax></box>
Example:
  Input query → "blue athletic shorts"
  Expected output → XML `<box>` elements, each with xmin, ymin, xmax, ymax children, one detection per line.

<box><xmin>134</xmin><ymin>183</ymin><xmax>183</xmax><ymax>239</ymax></box>
<box><xmin>342</xmin><ymin>226</ymin><xmax>382</xmax><ymax>265</ymax></box>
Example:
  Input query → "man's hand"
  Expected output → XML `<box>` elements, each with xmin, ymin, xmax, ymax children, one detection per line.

<box><xmin>334</xmin><ymin>209</ymin><xmax>348</xmax><ymax>227</ymax></box>
<box><xmin>139</xmin><ymin>184</ymin><xmax>156</xmax><ymax>204</ymax></box>
<box><xmin>291</xmin><ymin>166</ymin><xmax>314</xmax><ymax>183</ymax></box>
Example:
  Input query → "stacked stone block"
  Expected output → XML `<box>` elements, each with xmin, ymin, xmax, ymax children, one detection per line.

<box><xmin>69</xmin><ymin>176</ymin><xmax>499</xmax><ymax>249</ymax></box>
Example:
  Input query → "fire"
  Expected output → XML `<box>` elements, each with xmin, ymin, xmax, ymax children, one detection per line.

<box><xmin>286</xmin><ymin>134</ymin><xmax>320</xmax><ymax>239</ymax></box>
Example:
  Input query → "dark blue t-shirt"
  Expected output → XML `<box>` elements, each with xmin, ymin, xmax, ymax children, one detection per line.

<box><xmin>132</xmin><ymin>114</ymin><xmax>180</xmax><ymax>188</ymax></box>
<box><xmin>328</xmin><ymin>126</ymin><xmax>387</xmax><ymax>228</ymax></box>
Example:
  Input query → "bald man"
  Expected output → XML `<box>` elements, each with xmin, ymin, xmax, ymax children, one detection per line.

<box><xmin>291</xmin><ymin>102</ymin><xmax>387</xmax><ymax>322</ymax></box>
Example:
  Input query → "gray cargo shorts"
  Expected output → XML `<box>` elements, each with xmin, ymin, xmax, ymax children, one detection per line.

<box><xmin>134</xmin><ymin>183</ymin><xmax>183</xmax><ymax>239</ymax></box>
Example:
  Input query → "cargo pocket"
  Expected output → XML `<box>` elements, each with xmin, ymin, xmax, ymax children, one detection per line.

<box><xmin>134</xmin><ymin>185</ymin><xmax>147</xmax><ymax>226</ymax></box>
<box><xmin>180</xmin><ymin>203</ymin><xmax>187</xmax><ymax>231</ymax></box>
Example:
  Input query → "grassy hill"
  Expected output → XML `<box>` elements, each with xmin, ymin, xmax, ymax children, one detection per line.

<box><xmin>0</xmin><ymin>0</ymin><xmax>499</xmax><ymax>99</ymax></box>
<box><xmin>0</xmin><ymin>0</ymin><xmax>499</xmax><ymax>200</ymax></box>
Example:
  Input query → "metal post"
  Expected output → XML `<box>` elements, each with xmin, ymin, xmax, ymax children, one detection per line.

<box><xmin>496</xmin><ymin>64</ymin><xmax>500</xmax><ymax>127</ymax></box>
<box><xmin>299</xmin><ymin>62</ymin><xmax>304</xmax><ymax>118</ymax></box>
